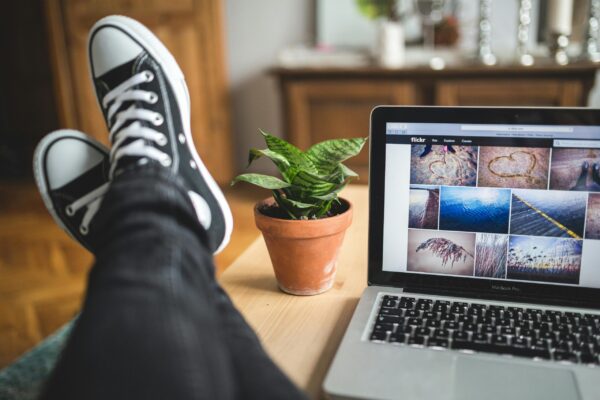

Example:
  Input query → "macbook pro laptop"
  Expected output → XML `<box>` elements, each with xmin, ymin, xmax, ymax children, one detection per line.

<box><xmin>324</xmin><ymin>107</ymin><xmax>600</xmax><ymax>400</ymax></box>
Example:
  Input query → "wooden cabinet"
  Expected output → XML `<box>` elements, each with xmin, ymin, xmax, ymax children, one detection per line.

<box><xmin>274</xmin><ymin>64</ymin><xmax>598</xmax><ymax>181</ymax></box>
<box><xmin>45</xmin><ymin>0</ymin><xmax>233</xmax><ymax>184</ymax></box>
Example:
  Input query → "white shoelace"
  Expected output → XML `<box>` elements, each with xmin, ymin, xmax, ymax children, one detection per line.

<box><xmin>65</xmin><ymin>182</ymin><xmax>109</xmax><ymax>235</ymax></box>
<box><xmin>106</xmin><ymin>71</ymin><xmax>171</xmax><ymax>178</ymax></box>
<box><xmin>66</xmin><ymin>70</ymin><xmax>169</xmax><ymax>235</ymax></box>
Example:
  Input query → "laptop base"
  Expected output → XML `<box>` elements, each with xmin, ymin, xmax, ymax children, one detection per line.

<box><xmin>324</xmin><ymin>286</ymin><xmax>598</xmax><ymax>399</ymax></box>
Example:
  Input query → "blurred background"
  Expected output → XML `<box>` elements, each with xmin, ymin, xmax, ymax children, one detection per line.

<box><xmin>2</xmin><ymin>0</ymin><xmax>600</xmax><ymax>368</ymax></box>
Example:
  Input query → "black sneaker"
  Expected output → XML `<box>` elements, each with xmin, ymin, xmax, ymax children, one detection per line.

<box><xmin>33</xmin><ymin>130</ymin><xmax>110</xmax><ymax>252</ymax></box>
<box><xmin>87</xmin><ymin>15</ymin><xmax>232</xmax><ymax>254</ymax></box>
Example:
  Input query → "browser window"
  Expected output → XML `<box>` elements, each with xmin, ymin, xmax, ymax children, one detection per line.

<box><xmin>382</xmin><ymin>122</ymin><xmax>600</xmax><ymax>289</ymax></box>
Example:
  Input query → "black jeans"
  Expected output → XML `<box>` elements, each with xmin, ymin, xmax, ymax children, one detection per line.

<box><xmin>41</xmin><ymin>166</ymin><xmax>306</xmax><ymax>400</ymax></box>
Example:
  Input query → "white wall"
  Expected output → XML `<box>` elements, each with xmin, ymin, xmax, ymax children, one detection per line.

<box><xmin>224</xmin><ymin>0</ymin><xmax>313</xmax><ymax>172</ymax></box>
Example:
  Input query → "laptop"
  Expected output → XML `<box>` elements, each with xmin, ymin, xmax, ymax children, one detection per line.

<box><xmin>323</xmin><ymin>107</ymin><xmax>600</xmax><ymax>400</ymax></box>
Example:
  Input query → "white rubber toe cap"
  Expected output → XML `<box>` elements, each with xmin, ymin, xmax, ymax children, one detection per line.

<box><xmin>89</xmin><ymin>25</ymin><xmax>143</xmax><ymax>77</ymax></box>
<box><xmin>45</xmin><ymin>138</ymin><xmax>105</xmax><ymax>190</ymax></box>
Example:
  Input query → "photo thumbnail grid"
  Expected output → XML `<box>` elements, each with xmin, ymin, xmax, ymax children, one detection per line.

<box><xmin>406</xmin><ymin>142</ymin><xmax>600</xmax><ymax>286</ymax></box>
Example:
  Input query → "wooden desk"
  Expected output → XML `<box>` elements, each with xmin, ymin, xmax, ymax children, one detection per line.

<box><xmin>220</xmin><ymin>185</ymin><xmax>369</xmax><ymax>399</ymax></box>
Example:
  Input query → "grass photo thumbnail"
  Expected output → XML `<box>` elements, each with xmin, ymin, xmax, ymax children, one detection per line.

<box><xmin>407</xmin><ymin>229</ymin><xmax>475</xmax><ymax>276</ymax></box>
<box><xmin>507</xmin><ymin>235</ymin><xmax>582</xmax><ymax>285</ymax></box>
<box><xmin>474</xmin><ymin>233</ymin><xmax>508</xmax><ymax>279</ymax></box>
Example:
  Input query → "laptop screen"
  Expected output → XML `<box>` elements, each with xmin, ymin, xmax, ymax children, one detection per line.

<box><xmin>381</xmin><ymin>121</ymin><xmax>600</xmax><ymax>290</ymax></box>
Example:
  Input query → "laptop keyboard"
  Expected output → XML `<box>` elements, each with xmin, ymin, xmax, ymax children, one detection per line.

<box><xmin>370</xmin><ymin>295</ymin><xmax>600</xmax><ymax>365</ymax></box>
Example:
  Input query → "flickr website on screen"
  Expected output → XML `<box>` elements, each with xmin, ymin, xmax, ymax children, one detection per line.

<box><xmin>382</xmin><ymin>123</ymin><xmax>600</xmax><ymax>289</ymax></box>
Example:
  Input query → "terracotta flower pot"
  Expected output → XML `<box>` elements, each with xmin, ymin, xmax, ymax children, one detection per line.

<box><xmin>254</xmin><ymin>197</ymin><xmax>353</xmax><ymax>295</ymax></box>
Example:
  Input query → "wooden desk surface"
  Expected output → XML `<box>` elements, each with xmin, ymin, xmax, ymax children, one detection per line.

<box><xmin>220</xmin><ymin>185</ymin><xmax>369</xmax><ymax>399</ymax></box>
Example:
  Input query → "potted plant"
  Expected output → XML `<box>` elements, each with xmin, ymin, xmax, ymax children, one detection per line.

<box><xmin>232</xmin><ymin>130</ymin><xmax>367</xmax><ymax>295</ymax></box>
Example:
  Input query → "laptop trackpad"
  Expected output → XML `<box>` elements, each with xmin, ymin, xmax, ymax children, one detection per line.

<box><xmin>453</xmin><ymin>357</ymin><xmax>580</xmax><ymax>400</ymax></box>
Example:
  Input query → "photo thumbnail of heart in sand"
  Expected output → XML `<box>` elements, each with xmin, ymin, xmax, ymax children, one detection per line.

<box><xmin>407</xmin><ymin>229</ymin><xmax>475</xmax><ymax>276</ymax></box>
<box><xmin>477</xmin><ymin>147</ymin><xmax>550</xmax><ymax>189</ymax></box>
<box><xmin>408</xmin><ymin>185</ymin><xmax>439</xmax><ymax>230</ymax></box>
<box><xmin>549</xmin><ymin>148</ymin><xmax>600</xmax><ymax>192</ymax></box>
<box><xmin>507</xmin><ymin>236</ymin><xmax>582</xmax><ymax>285</ymax></box>
<box><xmin>410</xmin><ymin>145</ymin><xmax>478</xmax><ymax>186</ymax></box>
<box><xmin>585</xmin><ymin>193</ymin><xmax>600</xmax><ymax>240</ymax></box>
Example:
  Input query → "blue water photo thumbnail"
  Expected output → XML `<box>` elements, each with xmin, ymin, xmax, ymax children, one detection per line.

<box><xmin>439</xmin><ymin>186</ymin><xmax>511</xmax><ymax>234</ymax></box>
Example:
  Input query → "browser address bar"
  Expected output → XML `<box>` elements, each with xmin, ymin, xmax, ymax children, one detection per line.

<box><xmin>553</xmin><ymin>139</ymin><xmax>600</xmax><ymax>148</ymax></box>
<box><xmin>461</xmin><ymin>125</ymin><xmax>574</xmax><ymax>133</ymax></box>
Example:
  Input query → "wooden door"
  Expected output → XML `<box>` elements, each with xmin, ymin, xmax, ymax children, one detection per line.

<box><xmin>45</xmin><ymin>0</ymin><xmax>233</xmax><ymax>184</ymax></box>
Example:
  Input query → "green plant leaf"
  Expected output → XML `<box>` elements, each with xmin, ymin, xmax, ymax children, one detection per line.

<box><xmin>319</xmin><ymin>163</ymin><xmax>359</xmax><ymax>185</ymax></box>
<box><xmin>280</xmin><ymin>197</ymin><xmax>315</xmax><ymax>209</ymax></box>
<box><xmin>272</xmin><ymin>191</ymin><xmax>318</xmax><ymax>219</ymax></box>
<box><xmin>339</xmin><ymin>163</ymin><xmax>358</xmax><ymax>178</ymax></box>
<box><xmin>247</xmin><ymin>148</ymin><xmax>294</xmax><ymax>181</ymax></box>
<box><xmin>306</xmin><ymin>137</ymin><xmax>367</xmax><ymax>175</ymax></box>
<box><xmin>260</xmin><ymin>129</ymin><xmax>317</xmax><ymax>175</ymax></box>
<box><xmin>231</xmin><ymin>173</ymin><xmax>291</xmax><ymax>189</ymax></box>
<box><xmin>248</xmin><ymin>148</ymin><xmax>289</xmax><ymax>168</ymax></box>
<box><xmin>311</xmin><ymin>181</ymin><xmax>348</xmax><ymax>201</ymax></box>
<box><xmin>271</xmin><ymin>190</ymin><xmax>296</xmax><ymax>219</ymax></box>
<box><xmin>290</xmin><ymin>170</ymin><xmax>339</xmax><ymax>197</ymax></box>
<box><xmin>315</xmin><ymin>199</ymin><xmax>334</xmax><ymax>218</ymax></box>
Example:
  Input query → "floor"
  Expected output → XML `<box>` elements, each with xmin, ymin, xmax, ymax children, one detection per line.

<box><xmin>0</xmin><ymin>182</ymin><xmax>265</xmax><ymax>368</ymax></box>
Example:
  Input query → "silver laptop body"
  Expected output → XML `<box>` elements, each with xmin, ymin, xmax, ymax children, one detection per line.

<box><xmin>324</xmin><ymin>107</ymin><xmax>600</xmax><ymax>400</ymax></box>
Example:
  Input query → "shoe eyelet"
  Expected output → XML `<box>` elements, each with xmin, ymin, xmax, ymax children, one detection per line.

<box><xmin>80</xmin><ymin>225</ymin><xmax>89</xmax><ymax>235</ymax></box>
<box><xmin>66</xmin><ymin>206</ymin><xmax>75</xmax><ymax>216</ymax></box>
<box><xmin>144</xmin><ymin>71</ymin><xmax>154</xmax><ymax>82</ymax></box>
<box><xmin>190</xmin><ymin>160</ymin><xmax>197</xmax><ymax>169</ymax></box>
<box><xmin>161</xmin><ymin>155</ymin><xmax>172</xmax><ymax>167</ymax></box>
<box><xmin>178</xmin><ymin>133</ymin><xmax>186</xmax><ymax>144</ymax></box>
<box><xmin>153</xmin><ymin>114</ymin><xmax>164</xmax><ymax>126</ymax></box>
<box><xmin>148</xmin><ymin>92</ymin><xmax>158</xmax><ymax>104</ymax></box>
<box><xmin>157</xmin><ymin>134</ymin><xmax>168</xmax><ymax>146</ymax></box>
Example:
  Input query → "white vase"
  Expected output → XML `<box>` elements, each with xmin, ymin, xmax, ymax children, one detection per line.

<box><xmin>377</xmin><ymin>20</ymin><xmax>405</xmax><ymax>68</ymax></box>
